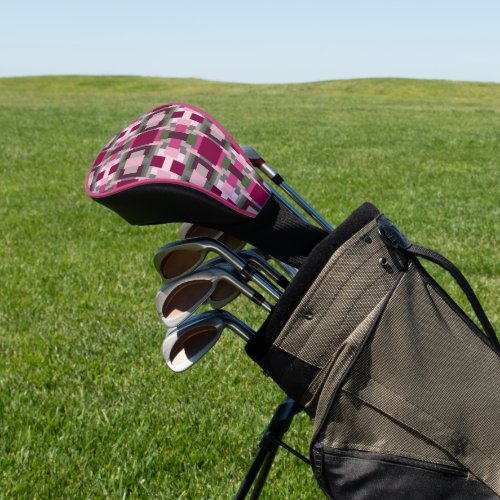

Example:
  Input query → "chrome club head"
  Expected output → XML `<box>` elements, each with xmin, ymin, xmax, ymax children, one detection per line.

<box><xmin>153</xmin><ymin>237</ymin><xmax>281</xmax><ymax>300</ymax></box>
<box><xmin>155</xmin><ymin>265</ymin><xmax>273</xmax><ymax>328</ymax></box>
<box><xmin>179</xmin><ymin>223</ymin><xmax>245</xmax><ymax>252</ymax></box>
<box><xmin>161</xmin><ymin>310</ymin><xmax>255</xmax><ymax>372</ymax></box>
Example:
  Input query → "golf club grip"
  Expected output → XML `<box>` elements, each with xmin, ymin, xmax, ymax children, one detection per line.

<box><xmin>216</xmin><ymin>196</ymin><xmax>328</xmax><ymax>268</ymax></box>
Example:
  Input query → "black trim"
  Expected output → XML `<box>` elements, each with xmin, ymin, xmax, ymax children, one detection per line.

<box><xmin>258</xmin><ymin>346</ymin><xmax>320</xmax><ymax>405</ymax></box>
<box><xmin>216</xmin><ymin>195</ymin><xmax>328</xmax><ymax>267</ymax></box>
<box><xmin>93</xmin><ymin>183</ymin><xmax>328</xmax><ymax>267</ymax></box>
<box><xmin>413</xmin><ymin>259</ymin><xmax>500</xmax><ymax>355</ymax></box>
<box><xmin>245</xmin><ymin>202</ymin><xmax>380</xmax><ymax>361</ymax></box>
<box><xmin>406</xmin><ymin>244</ymin><xmax>499</xmax><ymax>354</ymax></box>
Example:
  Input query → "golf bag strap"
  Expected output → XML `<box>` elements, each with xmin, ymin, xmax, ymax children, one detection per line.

<box><xmin>407</xmin><ymin>243</ymin><xmax>500</xmax><ymax>354</ymax></box>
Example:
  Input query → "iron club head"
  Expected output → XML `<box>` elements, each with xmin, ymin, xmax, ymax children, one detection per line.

<box><xmin>161</xmin><ymin>310</ymin><xmax>255</xmax><ymax>372</ymax></box>
<box><xmin>155</xmin><ymin>265</ymin><xmax>273</xmax><ymax>328</ymax></box>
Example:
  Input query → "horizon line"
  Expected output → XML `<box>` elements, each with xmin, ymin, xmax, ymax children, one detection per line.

<box><xmin>1</xmin><ymin>74</ymin><xmax>500</xmax><ymax>86</ymax></box>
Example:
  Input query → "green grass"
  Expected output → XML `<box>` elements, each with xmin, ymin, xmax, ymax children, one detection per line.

<box><xmin>1</xmin><ymin>75</ymin><xmax>498</xmax><ymax>498</ymax></box>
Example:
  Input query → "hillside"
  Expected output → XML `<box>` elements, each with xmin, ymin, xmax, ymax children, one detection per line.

<box><xmin>1</xmin><ymin>76</ymin><xmax>498</xmax><ymax>498</ymax></box>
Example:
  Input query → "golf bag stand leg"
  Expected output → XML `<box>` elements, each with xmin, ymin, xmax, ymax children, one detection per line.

<box><xmin>235</xmin><ymin>397</ymin><xmax>303</xmax><ymax>499</ymax></box>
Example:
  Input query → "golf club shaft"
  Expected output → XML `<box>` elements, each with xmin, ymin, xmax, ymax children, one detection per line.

<box><xmin>227</xmin><ymin>321</ymin><xmax>256</xmax><ymax>342</ymax></box>
<box><xmin>249</xmin><ymin>270</ymin><xmax>282</xmax><ymax>301</ymax></box>
<box><xmin>241</xmin><ymin>250</ymin><xmax>289</xmax><ymax>289</ymax></box>
<box><xmin>274</xmin><ymin>178</ymin><xmax>333</xmax><ymax>231</ymax></box>
<box><xmin>242</xmin><ymin>146</ymin><xmax>334</xmax><ymax>231</ymax></box>
<box><xmin>231</xmin><ymin>279</ymin><xmax>274</xmax><ymax>313</ymax></box>
<box><xmin>273</xmin><ymin>258</ymin><xmax>298</xmax><ymax>278</ymax></box>
<box><xmin>179</xmin><ymin>224</ymin><xmax>298</xmax><ymax>283</ymax></box>
<box><xmin>219</xmin><ymin>310</ymin><xmax>256</xmax><ymax>342</ymax></box>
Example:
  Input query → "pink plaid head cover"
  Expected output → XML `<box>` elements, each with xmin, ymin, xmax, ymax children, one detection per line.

<box><xmin>86</xmin><ymin>103</ymin><xmax>271</xmax><ymax>218</ymax></box>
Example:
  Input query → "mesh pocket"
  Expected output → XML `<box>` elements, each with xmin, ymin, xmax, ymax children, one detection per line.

<box><xmin>312</xmin><ymin>262</ymin><xmax>500</xmax><ymax>497</ymax></box>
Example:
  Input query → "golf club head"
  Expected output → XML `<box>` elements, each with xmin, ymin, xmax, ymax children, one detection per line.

<box><xmin>153</xmin><ymin>237</ymin><xmax>282</xmax><ymax>300</ymax></box>
<box><xmin>162</xmin><ymin>310</ymin><xmax>255</xmax><ymax>372</ymax></box>
<box><xmin>153</xmin><ymin>237</ymin><xmax>242</xmax><ymax>282</ymax></box>
<box><xmin>86</xmin><ymin>103</ymin><xmax>270</xmax><ymax>222</ymax></box>
<box><xmin>156</xmin><ymin>254</ymin><xmax>241</xmax><ymax>309</ymax></box>
<box><xmin>154</xmin><ymin>233</ymin><xmax>286</xmax><ymax>288</ymax></box>
<box><xmin>162</xmin><ymin>313</ymin><xmax>223</xmax><ymax>372</ymax></box>
<box><xmin>86</xmin><ymin>103</ymin><xmax>327</xmax><ymax>266</ymax></box>
<box><xmin>155</xmin><ymin>264</ymin><xmax>271</xmax><ymax>327</ymax></box>
<box><xmin>179</xmin><ymin>223</ymin><xmax>245</xmax><ymax>252</ymax></box>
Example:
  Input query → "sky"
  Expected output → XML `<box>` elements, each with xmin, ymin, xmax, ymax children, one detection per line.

<box><xmin>1</xmin><ymin>0</ymin><xmax>499</xmax><ymax>84</ymax></box>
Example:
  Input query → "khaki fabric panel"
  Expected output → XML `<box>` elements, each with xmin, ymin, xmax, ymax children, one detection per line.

<box><xmin>348</xmin><ymin>264</ymin><xmax>500</xmax><ymax>494</ymax></box>
<box><xmin>320</xmin><ymin>390</ymin><xmax>460</xmax><ymax>468</ymax></box>
<box><xmin>303</xmin><ymin>294</ymin><xmax>392</xmax><ymax>414</ymax></box>
<box><xmin>308</xmin><ymin>287</ymin><xmax>399</xmax><ymax>423</ymax></box>
<box><xmin>271</xmin><ymin>219</ymin><xmax>402</xmax><ymax>372</ymax></box>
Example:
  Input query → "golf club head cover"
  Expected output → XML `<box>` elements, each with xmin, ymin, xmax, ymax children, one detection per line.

<box><xmin>245</xmin><ymin>202</ymin><xmax>500</xmax><ymax>498</ymax></box>
<box><xmin>85</xmin><ymin>103</ymin><xmax>327</xmax><ymax>266</ymax></box>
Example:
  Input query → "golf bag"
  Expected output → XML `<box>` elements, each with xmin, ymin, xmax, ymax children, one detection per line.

<box><xmin>246</xmin><ymin>203</ymin><xmax>500</xmax><ymax>499</ymax></box>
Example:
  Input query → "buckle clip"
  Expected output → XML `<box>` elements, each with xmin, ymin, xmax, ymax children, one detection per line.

<box><xmin>377</xmin><ymin>215</ymin><xmax>411</xmax><ymax>250</ymax></box>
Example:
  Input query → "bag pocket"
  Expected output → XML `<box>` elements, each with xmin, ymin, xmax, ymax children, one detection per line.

<box><xmin>309</xmin><ymin>263</ymin><xmax>500</xmax><ymax>498</ymax></box>
<box><xmin>313</xmin><ymin>445</ymin><xmax>496</xmax><ymax>500</ymax></box>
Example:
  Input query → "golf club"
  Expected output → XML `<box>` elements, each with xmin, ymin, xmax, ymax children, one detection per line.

<box><xmin>160</xmin><ymin>255</ymin><xmax>281</xmax><ymax>311</ymax></box>
<box><xmin>162</xmin><ymin>310</ymin><xmax>255</xmax><ymax>372</ymax></box>
<box><xmin>160</xmin><ymin>238</ymin><xmax>290</xmax><ymax>288</ymax></box>
<box><xmin>178</xmin><ymin>223</ymin><xmax>297</xmax><ymax>281</ymax></box>
<box><xmin>190</xmin><ymin>256</ymin><xmax>285</xmax><ymax>310</ymax></box>
<box><xmin>239</xmin><ymin>249</ymin><xmax>290</xmax><ymax>289</ymax></box>
<box><xmin>242</xmin><ymin>146</ymin><xmax>334</xmax><ymax>231</ymax></box>
<box><xmin>153</xmin><ymin>237</ymin><xmax>282</xmax><ymax>300</ymax></box>
<box><xmin>155</xmin><ymin>265</ymin><xmax>274</xmax><ymax>328</ymax></box>
<box><xmin>179</xmin><ymin>223</ymin><xmax>245</xmax><ymax>252</ymax></box>
<box><xmin>86</xmin><ymin>102</ymin><xmax>328</xmax><ymax>267</ymax></box>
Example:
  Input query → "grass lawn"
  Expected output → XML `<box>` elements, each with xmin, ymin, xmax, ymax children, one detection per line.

<box><xmin>0</xmin><ymin>76</ymin><xmax>498</xmax><ymax>498</ymax></box>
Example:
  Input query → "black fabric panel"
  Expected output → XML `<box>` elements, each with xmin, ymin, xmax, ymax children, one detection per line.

<box><xmin>258</xmin><ymin>346</ymin><xmax>320</xmax><ymax>407</ymax></box>
<box><xmin>215</xmin><ymin>196</ymin><xmax>328</xmax><ymax>267</ymax></box>
<box><xmin>93</xmin><ymin>184</ymin><xmax>328</xmax><ymax>266</ymax></box>
<box><xmin>92</xmin><ymin>183</ymin><xmax>248</xmax><ymax>226</ymax></box>
<box><xmin>314</xmin><ymin>447</ymin><xmax>498</xmax><ymax>500</ymax></box>
<box><xmin>246</xmin><ymin>202</ymin><xmax>380</xmax><ymax>361</ymax></box>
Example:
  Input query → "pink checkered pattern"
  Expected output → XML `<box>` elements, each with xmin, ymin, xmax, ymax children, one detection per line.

<box><xmin>86</xmin><ymin>103</ymin><xmax>271</xmax><ymax>217</ymax></box>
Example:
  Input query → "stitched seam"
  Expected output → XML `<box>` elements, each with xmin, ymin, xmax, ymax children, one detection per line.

<box><xmin>320</xmin><ymin>441</ymin><xmax>461</xmax><ymax>468</ymax></box>
<box><xmin>346</xmin><ymin>371</ymin><xmax>495</xmax><ymax>467</ymax></box>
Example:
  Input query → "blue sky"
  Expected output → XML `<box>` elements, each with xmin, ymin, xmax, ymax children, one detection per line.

<box><xmin>1</xmin><ymin>0</ymin><xmax>499</xmax><ymax>83</ymax></box>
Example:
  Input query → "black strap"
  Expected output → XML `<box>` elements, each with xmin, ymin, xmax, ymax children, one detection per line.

<box><xmin>407</xmin><ymin>244</ymin><xmax>500</xmax><ymax>354</ymax></box>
